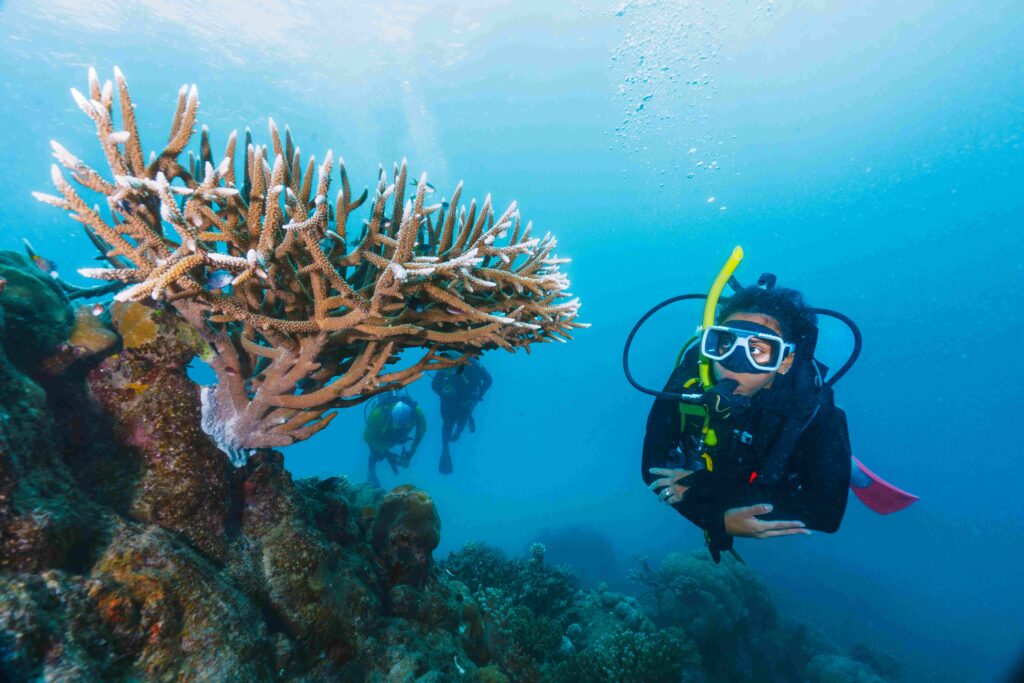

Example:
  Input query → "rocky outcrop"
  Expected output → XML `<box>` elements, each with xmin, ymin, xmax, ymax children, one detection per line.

<box><xmin>0</xmin><ymin>260</ymin><xmax>467</xmax><ymax>681</ymax></box>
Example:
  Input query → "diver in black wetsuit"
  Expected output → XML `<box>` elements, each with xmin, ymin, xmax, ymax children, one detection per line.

<box><xmin>431</xmin><ymin>357</ymin><xmax>492</xmax><ymax>475</ymax></box>
<box><xmin>641</xmin><ymin>281</ymin><xmax>852</xmax><ymax>562</ymax></box>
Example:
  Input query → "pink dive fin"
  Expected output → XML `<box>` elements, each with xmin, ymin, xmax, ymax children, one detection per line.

<box><xmin>850</xmin><ymin>456</ymin><xmax>919</xmax><ymax>515</ymax></box>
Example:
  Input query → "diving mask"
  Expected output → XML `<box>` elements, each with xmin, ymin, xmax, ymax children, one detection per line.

<box><xmin>700</xmin><ymin>321</ymin><xmax>795</xmax><ymax>374</ymax></box>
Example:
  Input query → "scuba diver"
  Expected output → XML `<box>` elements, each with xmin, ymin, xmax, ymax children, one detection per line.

<box><xmin>431</xmin><ymin>356</ymin><xmax>492</xmax><ymax>474</ymax></box>
<box><xmin>624</xmin><ymin>247</ymin><xmax>917</xmax><ymax>562</ymax></box>
<box><xmin>363</xmin><ymin>390</ymin><xmax>427</xmax><ymax>487</ymax></box>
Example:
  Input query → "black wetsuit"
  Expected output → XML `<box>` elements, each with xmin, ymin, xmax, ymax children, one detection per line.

<box><xmin>641</xmin><ymin>349</ymin><xmax>851</xmax><ymax>560</ymax></box>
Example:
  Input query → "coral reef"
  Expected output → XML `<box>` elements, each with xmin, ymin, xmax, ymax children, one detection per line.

<box><xmin>0</xmin><ymin>259</ymin><xmax>468</xmax><ymax>680</ymax></box>
<box><xmin>35</xmin><ymin>67</ymin><xmax>586</xmax><ymax>455</ymax></box>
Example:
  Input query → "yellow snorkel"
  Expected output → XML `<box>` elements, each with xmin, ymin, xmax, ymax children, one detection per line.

<box><xmin>698</xmin><ymin>246</ymin><xmax>744</xmax><ymax>388</ymax></box>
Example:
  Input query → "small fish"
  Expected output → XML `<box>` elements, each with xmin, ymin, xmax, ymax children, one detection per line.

<box><xmin>0</xmin><ymin>277</ymin><xmax>6</xmax><ymax>294</ymax></box>
<box><xmin>91</xmin><ymin>302</ymin><xmax>105</xmax><ymax>316</ymax></box>
<box><xmin>32</xmin><ymin>254</ymin><xmax>59</xmax><ymax>278</ymax></box>
<box><xmin>23</xmin><ymin>239</ymin><xmax>59</xmax><ymax>278</ymax></box>
<box><xmin>206</xmin><ymin>271</ymin><xmax>234</xmax><ymax>292</ymax></box>
<box><xmin>115</xmin><ymin>198</ymin><xmax>134</xmax><ymax>214</ymax></box>
<box><xmin>410</xmin><ymin>179</ymin><xmax>436</xmax><ymax>194</ymax></box>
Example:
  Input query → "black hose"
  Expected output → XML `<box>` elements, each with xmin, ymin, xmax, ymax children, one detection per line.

<box><xmin>811</xmin><ymin>308</ymin><xmax>862</xmax><ymax>387</ymax></box>
<box><xmin>622</xmin><ymin>294</ymin><xmax>708</xmax><ymax>403</ymax></box>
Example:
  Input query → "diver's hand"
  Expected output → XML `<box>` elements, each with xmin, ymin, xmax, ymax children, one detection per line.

<box><xmin>648</xmin><ymin>468</ymin><xmax>693</xmax><ymax>504</ymax></box>
<box><xmin>724</xmin><ymin>504</ymin><xmax>809</xmax><ymax>539</ymax></box>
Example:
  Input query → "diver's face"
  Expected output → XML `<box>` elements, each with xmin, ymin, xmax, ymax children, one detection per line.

<box><xmin>712</xmin><ymin>313</ymin><xmax>794</xmax><ymax>396</ymax></box>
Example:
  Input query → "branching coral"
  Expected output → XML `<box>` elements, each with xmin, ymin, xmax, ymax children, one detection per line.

<box><xmin>36</xmin><ymin>67</ymin><xmax>586</xmax><ymax>456</ymax></box>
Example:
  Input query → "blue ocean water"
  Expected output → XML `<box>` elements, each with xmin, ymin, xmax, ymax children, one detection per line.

<box><xmin>1</xmin><ymin>1</ymin><xmax>1021</xmax><ymax>680</ymax></box>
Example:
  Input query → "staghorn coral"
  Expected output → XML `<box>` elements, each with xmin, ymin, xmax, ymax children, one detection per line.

<box><xmin>36</xmin><ymin>67</ymin><xmax>587</xmax><ymax>457</ymax></box>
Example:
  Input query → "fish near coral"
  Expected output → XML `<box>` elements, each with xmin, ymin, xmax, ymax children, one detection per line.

<box><xmin>23</xmin><ymin>239</ymin><xmax>59</xmax><ymax>279</ymax></box>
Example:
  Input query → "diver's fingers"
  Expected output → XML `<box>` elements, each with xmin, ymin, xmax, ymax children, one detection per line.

<box><xmin>649</xmin><ymin>476</ymin><xmax>679</xmax><ymax>490</ymax></box>
<box><xmin>758</xmin><ymin>519</ymin><xmax>806</xmax><ymax>531</ymax></box>
<box><xmin>758</xmin><ymin>528</ymin><xmax>812</xmax><ymax>538</ymax></box>
<box><xmin>648</xmin><ymin>468</ymin><xmax>693</xmax><ymax>480</ymax></box>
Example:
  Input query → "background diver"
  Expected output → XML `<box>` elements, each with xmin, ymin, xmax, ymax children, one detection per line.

<box><xmin>362</xmin><ymin>390</ymin><xmax>427</xmax><ymax>487</ymax></box>
<box><xmin>431</xmin><ymin>356</ymin><xmax>492</xmax><ymax>474</ymax></box>
<box><xmin>626</xmin><ymin>247</ymin><xmax>917</xmax><ymax>562</ymax></box>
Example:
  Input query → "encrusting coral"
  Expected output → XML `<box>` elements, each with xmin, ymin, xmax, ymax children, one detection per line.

<box><xmin>35</xmin><ymin>67</ymin><xmax>586</xmax><ymax>457</ymax></box>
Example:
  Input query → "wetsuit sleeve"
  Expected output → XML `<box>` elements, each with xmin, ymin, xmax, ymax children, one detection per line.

<box><xmin>408</xmin><ymin>407</ymin><xmax>427</xmax><ymax>454</ymax></box>
<box><xmin>756</xmin><ymin>406</ymin><xmax>852</xmax><ymax>532</ymax></box>
<box><xmin>640</xmin><ymin>367</ymin><xmax>721</xmax><ymax>529</ymax></box>
<box><xmin>640</xmin><ymin>365</ymin><xmax>688</xmax><ymax>486</ymax></box>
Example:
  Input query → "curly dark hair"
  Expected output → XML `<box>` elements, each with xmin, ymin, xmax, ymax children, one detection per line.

<box><xmin>718</xmin><ymin>280</ymin><xmax>818</xmax><ymax>354</ymax></box>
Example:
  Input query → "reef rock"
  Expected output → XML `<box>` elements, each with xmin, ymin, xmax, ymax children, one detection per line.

<box><xmin>0</xmin><ymin>269</ymin><xmax>470</xmax><ymax>681</ymax></box>
<box><xmin>372</xmin><ymin>484</ymin><xmax>442</xmax><ymax>588</ymax></box>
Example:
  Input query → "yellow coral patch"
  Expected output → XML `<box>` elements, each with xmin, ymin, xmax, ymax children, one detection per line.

<box><xmin>111</xmin><ymin>301</ymin><xmax>159</xmax><ymax>349</ymax></box>
<box><xmin>69</xmin><ymin>305</ymin><xmax>118</xmax><ymax>355</ymax></box>
<box><xmin>124</xmin><ymin>382</ymin><xmax>150</xmax><ymax>395</ymax></box>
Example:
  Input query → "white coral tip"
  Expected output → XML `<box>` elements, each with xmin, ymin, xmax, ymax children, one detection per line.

<box><xmin>50</xmin><ymin>140</ymin><xmax>80</xmax><ymax>167</ymax></box>
<box><xmin>32</xmin><ymin>192</ymin><xmax>63</xmax><ymax>207</ymax></box>
<box><xmin>107</xmin><ymin>131</ymin><xmax>130</xmax><ymax>144</ymax></box>
<box><xmin>388</xmin><ymin>263</ymin><xmax>408</xmax><ymax>282</ymax></box>
<box><xmin>70</xmin><ymin>87</ymin><xmax>89</xmax><ymax>110</ymax></box>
